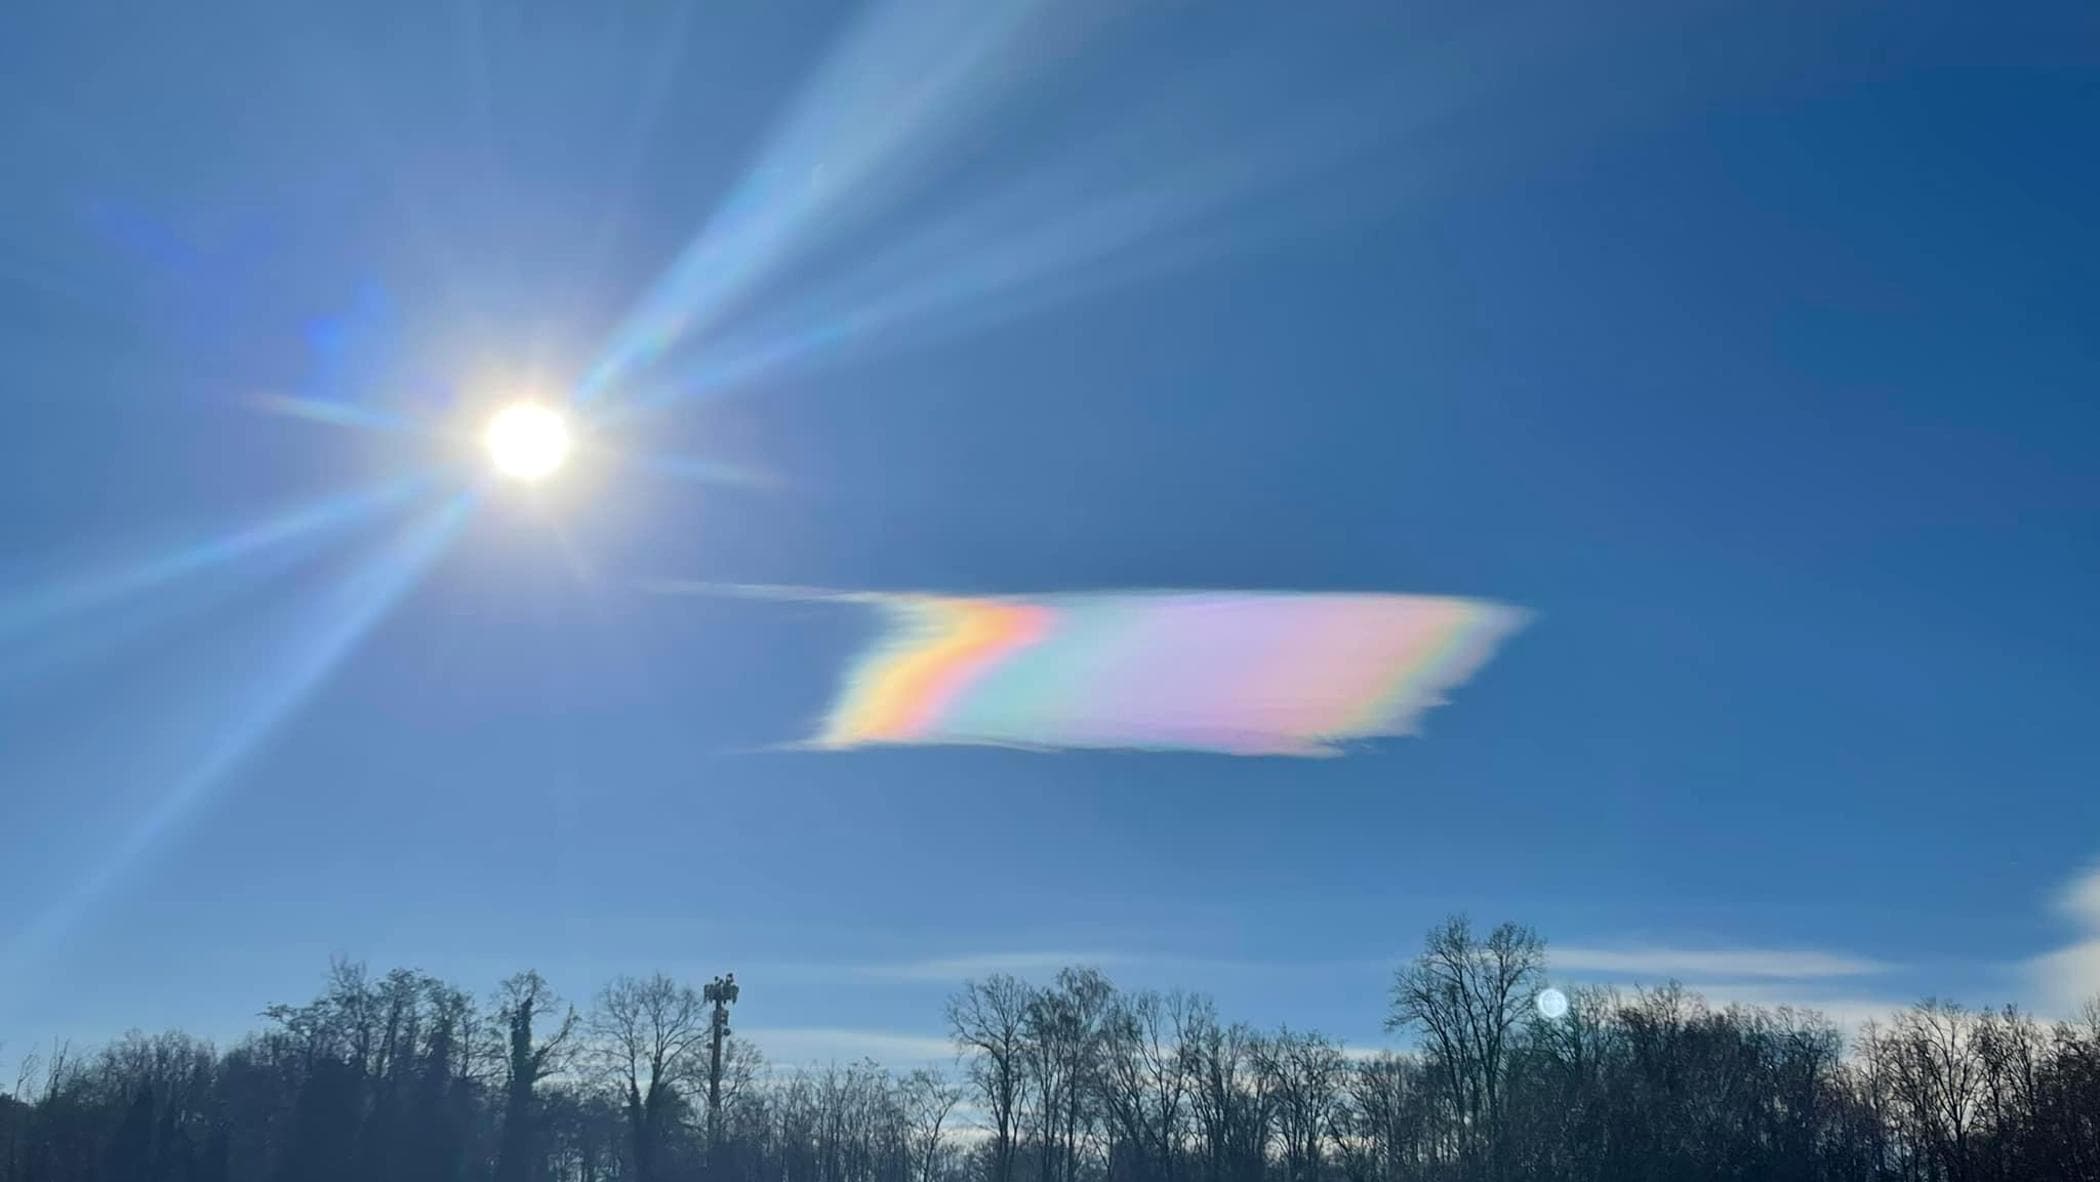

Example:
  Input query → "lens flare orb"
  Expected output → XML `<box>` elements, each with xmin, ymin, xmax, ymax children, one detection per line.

<box><xmin>483</xmin><ymin>403</ymin><xmax>572</xmax><ymax>482</ymax></box>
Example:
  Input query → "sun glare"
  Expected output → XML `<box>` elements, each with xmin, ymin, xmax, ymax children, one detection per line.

<box><xmin>483</xmin><ymin>402</ymin><xmax>573</xmax><ymax>482</ymax></box>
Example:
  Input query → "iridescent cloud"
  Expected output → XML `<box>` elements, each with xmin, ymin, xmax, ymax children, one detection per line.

<box><xmin>810</xmin><ymin>590</ymin><xmax>1524</xmax><ymax>756</ymax></box>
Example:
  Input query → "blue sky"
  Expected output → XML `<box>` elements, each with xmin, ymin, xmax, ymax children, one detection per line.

<box><xmin>3</xmin><ymin>0</ymin><xmax>2099</xmax><ymax>1069</ymax></box>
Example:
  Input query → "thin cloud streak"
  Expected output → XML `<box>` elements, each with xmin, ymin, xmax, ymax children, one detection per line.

<box><xmin>1666</xmin><ymin>982</ymin><xmax>1922</xmax><ymax>1034</ymax></box>
<box><xmin>1551</xmin><ymin>945</ymin><xmax>1893</xmax><ymax>980</ymax></box>
<box><xmin>741</xmin><ymin>1027</ymin><xmax>956</xmax><ymax>1067</ymax></box>
<box><xmin>745</xmin><ymin>951</ymin><xmax>1134</xmax><ymax>988</ymax></box>
<box><xmin>865</xmin><ymin>951</ymin><xmax>1135</xmax><ymax>983</ymax></box>
<box><xmin>2029</xmin><ymin>861</ymin><xmax>2100</xmax><ymax>1014</ymax></box>
<box><xmin>750</xmin><ymin>941</ymin><xmax>1904</xmax><ymax>994</ymax></box>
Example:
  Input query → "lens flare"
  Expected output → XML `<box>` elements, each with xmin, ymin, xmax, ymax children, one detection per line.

<box><xmin>574</xmin><ymin>0</ymin><xmax>1053</xmax><ymax>406</ymax></box>
<box><xmin>0</xmin><ymin>476</ymin><xmax>428</xmax><ymax>641</ymax></box>
<box><xmin>4</xmin><ymin>492</ymin><xmax>474</xmax><ymax>964</ymax></box>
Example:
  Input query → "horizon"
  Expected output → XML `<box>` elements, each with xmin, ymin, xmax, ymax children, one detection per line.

<box><xmin>1</xmin><ymin>912</ymin><xmax>2080</xmax><ymax>1080</ymax></box>
<box><xmin>7</xmin><ymin>922</ymin><xmax>2096</xmax><ymax>1180</ymax></box>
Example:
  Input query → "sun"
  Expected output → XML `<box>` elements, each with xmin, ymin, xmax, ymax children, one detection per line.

<box><xmin>482</xmin><ymin>402</ymin><xmax>573</xmax><ymax>482</ymax></box>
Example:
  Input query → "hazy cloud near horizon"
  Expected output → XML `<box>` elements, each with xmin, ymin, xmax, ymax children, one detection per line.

<box><xmin>2031</xmin><ymin>862</ymin><xmax>2100</xmax><ymax>1014</ymax></box>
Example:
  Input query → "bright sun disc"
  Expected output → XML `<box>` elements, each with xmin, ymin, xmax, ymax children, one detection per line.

<box><xmin>483</xmin><ymin>402</ymin><xmax>572</xmax><ymax>481</ymax></box>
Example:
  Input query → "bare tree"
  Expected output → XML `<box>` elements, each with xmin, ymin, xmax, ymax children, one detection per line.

<box><xmin>947</xmin><ymin>975</ymin><xmax>1033</xmax><ymax>1182</ymax></box>
<box><xmin>1099</xmin><ymin>990</ymin><xmax>1196</xmax><ymax>1182</ymax></box>
<box><xmin>1184</xmin><ymin>1011</ymin><xmax>1270</xmax><ymax>1182</ymax></box>
<box><xmin>1385</xmin><ymin>916</ymin><xmax>1543</xmax><ymax>1179</ymax></box>
<box><xmin>493</xmin><ymin>971</ymin><xmax>577</xmax><ymax>1182</ymax></box>
<box><xmin>901</xmin><ymin>1069</ymin><xmax>962</xmax><ymax>1182</ymax></box>
<box><xmin>718</xmin><ymin>1036</ymin><xmax>764</xmax><ymax>1115</ymax></box>
<box><xmin>1024</xmin><ymin>968</ymin><xmax>1112</xmax><ymax>1182</ymax></box>
<box><xmin>1336</xmin><ymin>1051</ymin><xmax>1438</xmax><ymax>1182</ymax></box>
<box><xmin>38</xmin><ymin>1040</ymin><xmax>74</xmax><ymax>1104</ymax></box>
<box><xmin>1871</xmin><ymin>1000</ymin><xmax>1986</xmax><ymax>1182</ymax></box>
<box><xmin>1259</xmin><ymin>1029</ymin><xmax>1347</xmax><ymax>1182</ymax></box>
<box><xmin>590</xmin><ymin>973</ymin><xmax>712</xmax><ymax>1182</ymax></box>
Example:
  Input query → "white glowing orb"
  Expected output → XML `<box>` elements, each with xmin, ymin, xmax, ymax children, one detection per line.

<box><xmin>483</xmin><ymin>403</ymin><xmax>572</xmax><ymax>481</ymax></box>
<box><xmin>1535</xmin><ymin>988</ymin><xmax>1570</xmax><ymax>1020</ymax></box>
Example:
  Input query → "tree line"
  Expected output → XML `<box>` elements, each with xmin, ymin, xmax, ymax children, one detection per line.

<box><xmin>3</xmin><ymin>916</ymin><xmax>2097</xmax><ymax>1182</ymax></box>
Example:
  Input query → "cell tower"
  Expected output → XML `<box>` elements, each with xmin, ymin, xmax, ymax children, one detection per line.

<box><xmin>704</xmin><ymin>972</ymin><xmax>739</xmax><ymax>1165</ymax></box>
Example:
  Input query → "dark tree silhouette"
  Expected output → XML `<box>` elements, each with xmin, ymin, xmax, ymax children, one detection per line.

<box><xmin>493</xmin><ymin>972</ymin><xmax>576</xmax><ymax>1182</ymax></box>
<box><xmin>1385</xmin><ymin>916</ymin><xmax>1544</xmax><ymax>1179</ymax></box>
<box><xmin>7</xmin><ymin>920</ymin><xmax>2100</xmax><ymax>1182</ymax></box>
<box><xmin>947</xmin><ymin>975</ymin><xmax>1032</xmax><ymax>1182</ymax></box>
<box><xmin>589</xmin><ymin>974</ymin><xmax>711</xmax><ymax>1182</ymax></box>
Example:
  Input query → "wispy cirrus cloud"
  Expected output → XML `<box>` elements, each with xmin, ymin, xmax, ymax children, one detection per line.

<box><xmin>1541</xmin><ymin>940</ymin><xmax>1916</xmax><ymax>1032</ymax></box>
<box><xmin>2029</xmin><ymin>862</ymin><xmax>2100</xmax><ymax>1015</ymax></box>
<box><xmin>863</xmin><ymin>951</ymin><xmax>1135</xmax><ymax>982</ymax></box>
<box><xmin>1657</xmin><ymin>982</ymin><xmax>1916</xmax><ymax>1034</ymax></box>
<box><xmin>759</xmin><ymin>942</ymin><xmax>1900</xmax><ymax>994</ymax></box>
<box><xmin>1551</xmin><ymin>945</ymin><xmax>1893</xmax><ymax>980</ymax></box>
<box><xmin>740</xmin><ymin>1027</ymin><xmax>955</xmax><ymax>1067</ymax></box>
<box><xmin>748</xmin><ymin>951</ymin><xmax>1133</xmax><ymax>987</ymax></box>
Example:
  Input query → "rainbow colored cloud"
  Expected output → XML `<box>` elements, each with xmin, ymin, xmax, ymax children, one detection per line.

<box><xmin>814</xmin><ymin>590</ymin><xmax>1524</xmax><ymax>756</ymax></box>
